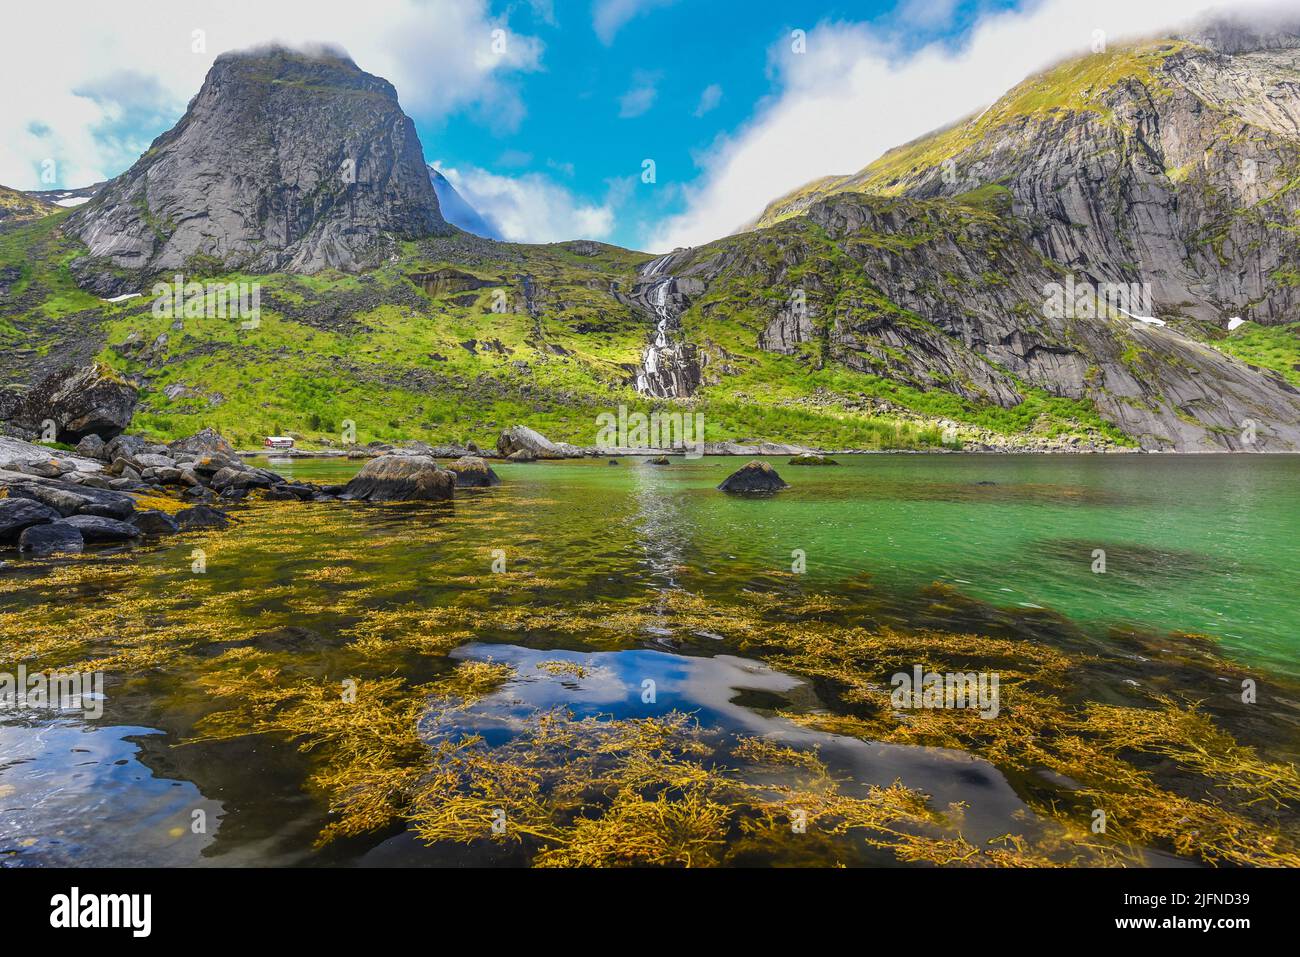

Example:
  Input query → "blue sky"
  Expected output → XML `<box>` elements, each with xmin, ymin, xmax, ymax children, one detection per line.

<box><xmin>0</xmin><ymin>0</ymin><xmax>1230</xmax><ymax>251</ymax></box>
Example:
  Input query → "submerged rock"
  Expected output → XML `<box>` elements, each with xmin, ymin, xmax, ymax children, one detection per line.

<box><xmin>18</xmin><ymin>522</ymin><xmax>84</xmax><ymax>556</ymax></box>
<box><xmin>343</xmin><ymin>455</ymin><xmax>454</xmax><ymax>501</ymax></box>
<box><xmin>647</xmin><ymin>456</ymin><xmax>671</xmax><ymax>466</ymax></box>
<box><xmin>175</xmin><ymin>505</ymin><xmax>231</xmax><ymax>529</ymax></box>
<box><xmin>446</xmin><ymin>455</ymin><xmax>500</xmax><ymax>488</ymax></box>
<box><xmin>717</xmin><ymin>460</ymin><xmax>790</xmax><ymax>493</ymax></box>
<box><xmin>0</xmin><ymin>497</ymin><xmax>60</xmax><ymax>541</ymax></box>
<box><xmin>788</xmin><ymin>453</ymin><xmax>838</xmax><ymax>465</ymax></box>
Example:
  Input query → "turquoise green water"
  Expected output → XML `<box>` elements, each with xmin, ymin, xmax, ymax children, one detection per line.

<box><xmin>2</xmin><ymin>453</ymin><xmax>1297</xmax><ymax>866</ymax></box>
<box><xmin>265</xmin><ymin>453</ymin><xmax>1300</xmax><ymax>673</ymax></box>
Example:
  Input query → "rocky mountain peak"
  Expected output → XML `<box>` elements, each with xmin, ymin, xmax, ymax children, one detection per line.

<box><xmin>1179</xmin><ymin>10</ymin><xmax>1300</xmax><ymax>55</ymax></box>
<box><xmin>66</xmin><ymin>44</ymin><xmax>450</xmax><ymax>295</ymax></box>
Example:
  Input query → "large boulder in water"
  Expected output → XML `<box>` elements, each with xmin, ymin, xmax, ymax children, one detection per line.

<box><xmin>717</xmin><ymin>460</ymin><xmax>789</xmax><ymax>493</ymax></box>
<box><xmin>446</xmin><ymin>455</ymin><xmax>500</xmax><ymax>487</ymax></box>
<box><xmin>11</xmin><ymin>363</ymin><xmax>138</xmax><ymax>442</ymax></box>
<box><xmin>343</xmin><ymin>455</ymin><xmax>454</xmax><ymax>501</ymax></box>
<box><xmin>19</xmin><ymin>521</ymin><xmax>84</xmax><ymax>556</ymax></box>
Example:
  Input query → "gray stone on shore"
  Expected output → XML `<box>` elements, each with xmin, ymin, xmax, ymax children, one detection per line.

<box><xmin>496</xmin><ymin>425</ymin><xmax>582</xmax><ymax>459</ymax></box>
<box><xmin>0</xmin><ymin>497</ymin><xmax>61</xmax><ymax>541</ymax></box>
<box><xmin>63</xmin><ymin>514</ymin><xmax>143</xmax><ymax>542</ymax></box>
<box><xmin>4</xmin><ymin>481</ymin><xmax>135</xmax><ymax>519</ymax></box>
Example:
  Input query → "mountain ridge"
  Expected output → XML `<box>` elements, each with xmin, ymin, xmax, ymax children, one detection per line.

<box><xmin>1</xmin><ymin>33</ymin><xmax>1298</xmax><ymax>453</ymax></box>
<box><xmin>63</xmin><ymin>45</ymin><xmax>451</xmax><ymax>296</ymax></box>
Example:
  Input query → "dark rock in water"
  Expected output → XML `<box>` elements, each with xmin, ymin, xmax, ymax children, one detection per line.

<box><xmin>506</xmin><ymin>449</ymin><xmax>537</xmax><ymax>462</ymax></box>
<box><xmin>343</xmin><ymin>455</ymin><xmax>455</xmax><ymax>501</ymax></box>
<box><xmin>717</xmin><ymin>460</ymin><xmax>790</xmax><ymax>493</ymax></box>
<box><xmin>788</xmin><ymin>453</ymin><xmax>838</xmax><ymax>465</ymax></box>
<box><xmin>64</xmin><ymin>46</ymin><xmax>450</xmax><ymax>294</ymax></box>
<box><xmin>220</xmin><ymin>487</ymin><xmax>248</xmax><ymax>501</ymax></box>
<box><xmin>10</xmin><ymin>363</ymin><xmax>138</xmax><ymax>442</ymax></box>
<box><xmin>446</xmin><ymin>455</ymin><xmax>500</xmax><ymax>488</ymax></box>
<box><xmin>263</xmin><ymin>485</ymin><xmax>300</xmax><ymax>501</ymax></box>
<box><xmin>647</xmin><ymin>456</ymin><xmax>670</xmax><ymax>466</ymax></box>
<box><xmin>182</xmin><ymin>486</ymin><xmax>216</xmax><ymax>503</ymax></box>
<box><xmin>130</xmin><ymin>510</ymin><xmax>179</xmax><ymax>536</ymax></box>
<box><xmin>0</xmin><ymin>497</ymin><xmax>60</xmax><ymax>541</ymax></box>
<box><xmin>74</xmin><ymin>434</ymin><xmax>108</xmax><ymax>460</ymax></box>
<box><xmin>63</xmin><ymin>514</ymin><xmax>143</xmax><ymax>542</ymax></box>
<box><xmin>175</xmin><ymin>505</ymin><xmax>231</xmax><ymax>529</ymax></box>
<box><xmin>607</xmin><ymin>459</ymin><xmax>619</xmax><ymax>465</ymax></box>
<box><xmin>18</xmin><ymin>521</ymin><xmax>84</xmax><ymax>556</ymax></box>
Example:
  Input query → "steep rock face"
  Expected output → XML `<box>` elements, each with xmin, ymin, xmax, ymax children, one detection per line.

<box><xmin>65</xmin><ymin>45</ymin><xmax>449</xmax><ymax>294</ymax></box>
<box><xmin>756</xmin><ymin>32</ymin><xmax>1300</xmax><ymax>328</ymax></box>
<box><xmin>677</xmin><ymin>192</ymin><xmax>1300</xmax><ymax>450</ymax></box>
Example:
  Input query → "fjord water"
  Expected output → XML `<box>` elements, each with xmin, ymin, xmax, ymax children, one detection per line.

<box><xmin>263</xmin><ymin>452</ymin><xmax>1300</xmax><ymax>672</ymax></box>
<box><xmin>1</xmin><ymin>453</ymin><xmax>1297</xmax><ymax>866</ymax></box>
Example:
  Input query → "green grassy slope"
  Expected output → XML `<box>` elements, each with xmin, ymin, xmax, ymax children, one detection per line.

<box><xmin>754</xmin><ymin>41</ymin><xmax>1190</xmax><ymax>228</ymax></box>
<box><xmin>0</xmin><ymin>209</ymin><xmax>1126</xmax><ymax>451</ymax></box>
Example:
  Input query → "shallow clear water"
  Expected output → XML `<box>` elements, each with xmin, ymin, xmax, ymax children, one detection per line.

<box><xmin>1</xmin><ymin>454</ymin><xmax>1297</xmax><ymax>866</ymax></box>
<box><xmin>263</xmin><ymin>453</ymin><xmax>1300</xmax><ymax>672</ymax></box>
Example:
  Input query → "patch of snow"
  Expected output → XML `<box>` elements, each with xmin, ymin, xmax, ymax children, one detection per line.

<box><xmin>1227</xmin><ymin>317</ymin><xmax>1246</xmax><ymax>331</ymax></box>
<box><xmin>102</xmin><ymin>292</ymin><xmax>141</xmax><ymax>303</ymax></box>
<box><xmin>1117</xmin><ymin>306</ymin><xmax>1166</xmax><ymax>327</ymax></box>
<box><xmin>54</xmin><ymin>197</ymin><xmax>90</xmax><ymax>208</ymax></box>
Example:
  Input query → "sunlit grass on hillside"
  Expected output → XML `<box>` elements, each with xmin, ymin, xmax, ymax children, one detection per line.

<box><xmin>1213</xmin><ymin>322</ymin><xmax>1300</xmax><ymax>387</ymax></box>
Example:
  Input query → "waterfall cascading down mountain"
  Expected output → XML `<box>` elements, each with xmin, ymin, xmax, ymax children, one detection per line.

<box><xmin>633</xmin><ymin>254</ymin><xmax>701</xmax><ymax>399</ymax></box>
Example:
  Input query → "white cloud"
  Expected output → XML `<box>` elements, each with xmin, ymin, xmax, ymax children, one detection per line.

<box><xmin>435</xmin><ymin>163</ymin><xmax>617</xmax><ymax>243</ymax></box>
<box><xmin>647</xmin><ymin>0</ymin><xmax>1274</xmax><ymax>251</ymax></box>
<box><xmin>592</xmin><ymin>0</ymin><xmax>677</xmax><ymax>45</ymax></box>
<box><xmin>693</xmin><ymin>83</ymin><xmax>723</xmax><ymax>118</ymax></box>
<box><xmin>0</xmin><ymin>0</ymin><xmax>543</xmax><ymax>190</ymax></box>
<box><xmin>618</xmin><ymin>71</ymin><xmax>660</xmax><ymax>118</ymax></box>
<box><xmin>896</xmin><ymin>0</ymin><xmax>962</xmax><ymax>30</ymax></box>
